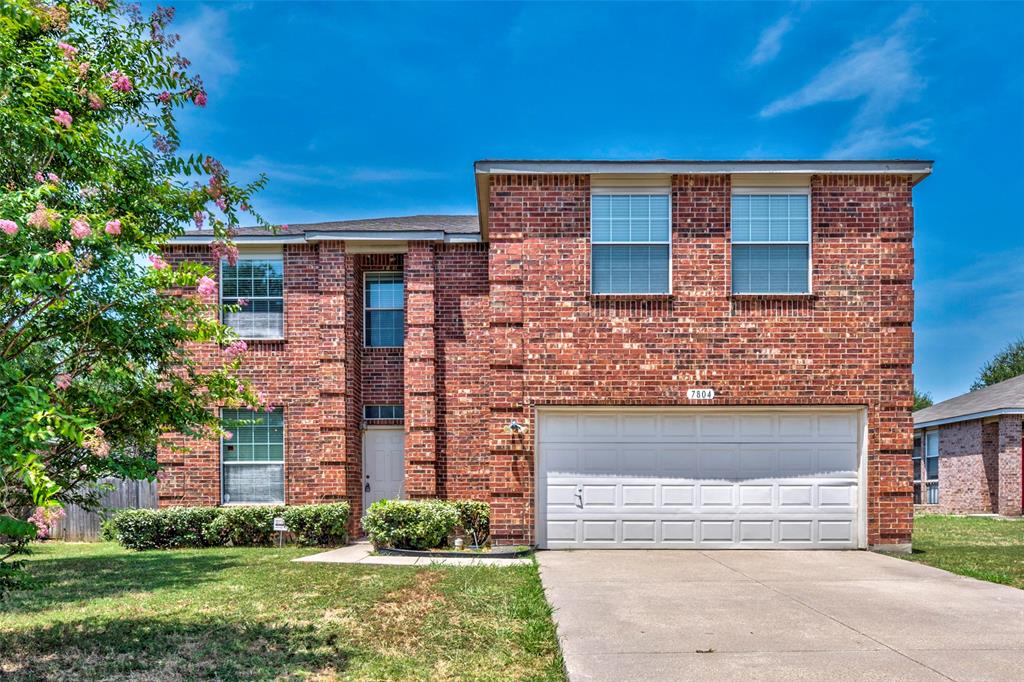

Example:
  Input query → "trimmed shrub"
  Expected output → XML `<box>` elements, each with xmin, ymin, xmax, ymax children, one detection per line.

<box><xmin>451</xmin><ymin>500</ymin><xmax>490</xmax><ymax>546</ymax></box>
<box><xmin>212</xmin><ymin>506</ymin><xmax>284</xmax><ymax>546</ymax></box>
<box><xmin>98</xmin><ymin>517</ymin><xmax>119</xmax><ymax>543</ymax></box>
<box><xmin>362</xmin><ymin>499</ymin><xmax>459</xmax><ymax>550</ymax></box>
<box><xmin>111</xmin><ymin>507</ymin><xmax>222</xmax><ymax>550</ymax></box>
<box><xmin>282</xmin><ymin>503</ymin><xmax>350</xmax><ymax>546</ymax></box>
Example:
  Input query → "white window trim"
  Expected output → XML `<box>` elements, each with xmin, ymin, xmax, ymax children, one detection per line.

<box><xmin>730</xmin><ymin>187</ymin><xmax>813</xmax><ymax>295</ymax></box>
<box><xmin>219</xmin><ymin>252</ymin><xmax>285</xmax><ymax>341</ymax></box>
<box><xmin>220</xmin><ymin>408</ymin><xmax>286</xmax><ymax>506</ymax></box>
<box><xmin>363</xmin><ymin>271</ymin><xmax>404</xmax><ymax>349</ymax></box>
<box><xmin>913</xmin><ymin>430</ymin><xmax>940</xmax><ymax>505</ymax></box>
<box><xmin>589</xmin><ymin>187</ymin><xmax>673</xmax><ymax>296</ymax></box>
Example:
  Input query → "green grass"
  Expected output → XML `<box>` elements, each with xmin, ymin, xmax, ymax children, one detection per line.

<box><xmin>0</xmin><ymin>542</ymin><xmax>564</xmax><ymax>681</ymax></box>
<box><xmin>905</xmin><ymin>514</ymin><xmax>1024</xmax><ymax>589</ymax></box>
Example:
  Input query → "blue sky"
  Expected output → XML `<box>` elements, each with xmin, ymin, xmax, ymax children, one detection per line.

<box><xmin>165</xmin><ymin>1</ymin><xmax>1023</xmax><ymax>401</ymax></box>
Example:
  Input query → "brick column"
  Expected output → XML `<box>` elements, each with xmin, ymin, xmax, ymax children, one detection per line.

<box><xmin>404</xmin><ymin>242</ymin><xmax>438</xmax><ymax>497</ymax></box>
<box><xmin>996</xmin><ymin>415</ymin><xmax>1023</xmax><ymax>516</ymax></box>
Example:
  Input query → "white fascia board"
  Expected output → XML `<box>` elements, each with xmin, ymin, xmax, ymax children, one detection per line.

<box><xmin>913</xmin><ymin>408</ymin><xmax>1024</xmax><ymax>430</ymax></box>
<box><xmin>167</xmin><ymin>230</ymin><xmax>479</xmax><ymax>246</ymax></box>
<box><xmin>474</xmin><ymin>160</ymin><xmax>933</xmax><ymax>177</ymax></box>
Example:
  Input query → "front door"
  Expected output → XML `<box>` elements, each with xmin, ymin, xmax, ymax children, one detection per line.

<box><xmin>363</xmin><ymin>428</ymin><xmax>405</xmax><ymax>512</ymax></box>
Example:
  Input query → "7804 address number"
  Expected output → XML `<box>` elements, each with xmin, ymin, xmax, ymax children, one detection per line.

<box><xmin>686</xmin><ymin>388</ymin><xmax>716</xmax><ymax>400</ymax></box>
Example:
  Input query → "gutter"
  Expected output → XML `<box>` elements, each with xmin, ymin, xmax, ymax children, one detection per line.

<box><xmin>167</xmin><ymin>231</ymin><xmax>482</xmax><ymax>245</ymax></box>
<box><xmin>914</xmin><ymin>408</ymin><xmax>1024</xmax><ymax>430</ymax></box>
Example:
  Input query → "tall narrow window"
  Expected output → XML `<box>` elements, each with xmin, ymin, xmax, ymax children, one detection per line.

<box><xmin>912</xmin><ymin>435</ymin><xmax>922</xmax><ymax>504</ymax></box>
<box><xmin>591</xmin><ymin>192</ymin><xmax>671</xmax><ymax>294</ymax></box>
<box><xmin>731</xmin><ymin>192</ymin><xmax>810</xmax><ymax>294</ymax></box>
<box><xmin>221</xmin><ymin>408</ymin><xmax>284</xmax><ymax>504</ymax></box>
<box><xmin>924</xmin><ymin>431</ymin><xmax>939</xmax><ymax>504</ymax></box>
<box><xmin>221</xmin><ymin>256</ymin><xmax>284</xmax><ymax>339</ymax></box>
<box><xmin>365</xmin><ymin>272</ymin><xmax>403</xmax><ymax>347</ymax></box>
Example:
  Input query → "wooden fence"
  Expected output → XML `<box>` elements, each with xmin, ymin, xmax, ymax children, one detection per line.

<box><xmin>52</xmin><ymin>478</ymin><xmax>158</xmax><ymax>541</ymax></box>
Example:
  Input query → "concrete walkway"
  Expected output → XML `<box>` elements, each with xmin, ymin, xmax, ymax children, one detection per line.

<box><xmin>538</xmin><ymin>550</ymin><xmax>1024</xmax><ymax>682</ymax></box>
<box><xmin>293</xmin><ymin>541</ymin><xmax>531</xmax><ymax>566</ymax></box>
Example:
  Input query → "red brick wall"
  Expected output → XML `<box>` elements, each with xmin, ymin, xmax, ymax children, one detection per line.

<box><xmin>482</xmin><ymin>173</ymin><xmax>915</xmax><ymax>546</ymax></box>
<box><xmin>158</xmin><ymin>171</ymin><xmax>917</xmax><ymax>548</ymax></box>
<box><xmin>920</xmin><ymin>421</ymin><xmax>998</xmax><ymax>513</ymax></box>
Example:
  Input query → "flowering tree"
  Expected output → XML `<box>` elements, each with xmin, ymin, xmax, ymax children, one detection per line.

<box><xmin>0</xmin><ymin>0</ymin><xmax>271</xmax><ymax>591</ymax></box>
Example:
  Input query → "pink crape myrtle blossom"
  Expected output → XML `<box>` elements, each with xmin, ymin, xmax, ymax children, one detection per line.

<box><xmin>34</xmin><ymin>172</ymin><xmax>45</xmax><ymax>183</ymax></box>
<box><xmin>224</xmin><ymin>339</ymin><xmax>247</xmax><ymax>359</ymax></box>
<box><xmin>215</xmin><ymin>197</ymin><xmax>227</xmax><ymax>212</ymax></box>
<box><xmin>54</xmin><ymin>240</ymin><xmax>71</xmax><ymax>253</ymax></box>
<box><xmin>57</xmin><ymin>42</ymin><xmax>78</xmax><ymax>59</ymax></box>
<box><xmin>55</xmin><ymin>373</ymin><xmax>72</xmax><ymax>390</ymax></box>
<box><xmin>223</xmin><ymin>431</ymin><xmax>233</xmax><ymax>441</ymax></box>
<box><xmin>78</xmin><ymin>61</ymin><xmax>91</xmax><ymax>77</ymax></box>
<box><xmin>104</xmin><ymin>219</ymin><xmax>121</xmax><ymax>235</ymax></box>
<box><xmin>28</xmin><ymin>203</ymin><xmax>57</xmax><ymax>229</ymax></box>
<box><xmin>148</xmin><ymin>253</ymin><xmax>170</xmax><ymax>270</ymax></box>
<box><xmin>193</xmin><ymin>90</ymin><xmax>207</xmax><ymax>107</ymax></box>
<box><xmin>211</xmin><ymin>240</ymin><xmax>239</xmax><ymax>266</ymax></box>
<box><xmin>157</xmin><ymin>90</ymin><xmax>171</xmax><ymax>103</ymax></box>
<box><xmin>28</xmin><ymin>507</ymin><xmax>66</xmax><ymax>540</ymax></box>
<box><xmin>88</xmin><ymin>93</ymin><xmax>104</xmax><ymax>110</ymax></box>
<box><xmin>106</xmin><ymin>69</ymin><xmax>134</xmax><ymax>92</ymax></box>
<box><xmin>53</xmin><ymin>108</ymin><xmax>72</xmax><ymax>129</ymax></box>
<box><xmin>236</xmin><ymin>298</ymin><xmax>248</xmax><ymax>307</ymax></box>
<box><xmin>196</xmin><ymin>275</ymin><xmax>216</xmax><ymax>300</ymax></box>
<box><xmin>70</xmin><ymin>218</ymin><xmax>91</xmax><ymax>239</ymax></box>
<box><xmin>47</xmin><ymin>172</ymin><xmax>60</xmax><ymax>183</ymax></box>
<box><xmin>1</xmin><ymin>219</ymin><xmax>18</xmax><ymax>235</ymax></box>
<box><xmin>193</xmin><ymin>210</ymin><xmax>204</xmax><ymax>228</ymax></box>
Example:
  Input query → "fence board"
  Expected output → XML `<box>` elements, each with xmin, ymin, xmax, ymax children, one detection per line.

<box><xmin>52</xmin><ymin>478</ymin><xmax>158</xmax><ymax>541</ymax></box>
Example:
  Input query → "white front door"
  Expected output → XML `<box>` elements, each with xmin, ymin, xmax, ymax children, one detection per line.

<box><xmin>363</xmin><ymin>428</ymin><xmax>405</xmax><ymax>511</ymax></box>
<box><xmin>537</xmin><ymin>408</ymin><xmax>863</xmax><ymax>549</ymax></box>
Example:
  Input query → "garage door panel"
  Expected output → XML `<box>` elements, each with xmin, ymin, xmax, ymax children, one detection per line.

<box><xmin>540</xmin><ymin>410</ymin><xmax>861</xmax><ymax>549</ymax></box>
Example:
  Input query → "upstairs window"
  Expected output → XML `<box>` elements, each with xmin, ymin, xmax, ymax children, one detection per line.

<box><xmin>365</xmin><ymin>272</ymin><xmax>404</xmax><ymax>347</ymax></box>
<box><xmin>221</xmin><ymin>256</ymin><xmax>284</xmax><ymax>339</ymax></box>
<box><xmin>731</xmin><ymin>192</ymin><xmax>810</xmax><ymax>294</ymax></box>
<box><xmin>221</xmin><ymin>408</ymin><xmax>284</xmax><ymax>504</ymax></box>
<box><xmin>591</xmin><ymin>192</ymin><xmax>671</xmax><ymax>294</ymax></box>
<box><xmin>364</xmin><ymin>405</ymin><xmax>404</xmax><ymax>421</ymax></box>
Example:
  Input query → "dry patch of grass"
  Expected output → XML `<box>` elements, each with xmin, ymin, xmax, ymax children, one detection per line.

<box><xmin>0</xmin><ymin>542</ymin><xmax>563</xmax><ymax>681</ymax></box>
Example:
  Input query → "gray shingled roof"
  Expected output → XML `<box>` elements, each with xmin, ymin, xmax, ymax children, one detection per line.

<box><xmin>189</xmin><ymin>214</ymin><xmax>480</xmax><ymax>237</ymax></box>
<box><xmin>914</xmin><ymin>374</ymin><xmax>1024</xmax><ymax>427</ymax></box>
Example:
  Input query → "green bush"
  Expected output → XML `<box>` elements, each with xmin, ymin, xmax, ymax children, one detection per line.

<box><xmin>362</xmin><ymin>499</ymin><xmax>459</xmax><ymax>550</ymax></box>
<box><xmin>282</xmin><ymin>503</ymin><xmax>350</xmax><ymax>546</ymax></box>
<box><xmin>111</xmin><ymin>507</ymin><xmax>223</xmax><ymax>550</ymax></box>
<box><xmin>451</xmin><ymin>500</ymin><xmax>490</xmax><ymax>546</ymax></box>
<box><xmin>98</xmin><ymin>517</ymin><xmax>119</xmax><ymax>543</ymax></box>
<box><xmin>211</xmin><ymin>506</ymin><xmax>284</xmax><ymax>546</ymax></box>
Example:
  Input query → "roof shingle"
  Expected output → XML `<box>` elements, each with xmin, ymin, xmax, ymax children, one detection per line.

<box><xmin>914</xmin><ymin>374</ymin><xmax>1024</xmax><ymax>426</ymax></box>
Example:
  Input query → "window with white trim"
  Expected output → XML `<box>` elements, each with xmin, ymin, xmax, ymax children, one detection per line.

<box><xmin>364</xmin><ymin>272</ymin><xmax>403</xmax><ymax>347</ymax></box>
<box><xmin>913</xmin><ymin>431</ymin><xmax>939</xmax><ymax>504</ymax></box>
<box><xmin>221</xmin><ymin>408</ymin><xmax>284</xmax><ymax>504</ymax></box>
<box><xmin>220</xmin><ymin>256</ymin><xmax>284</xmax><ymax>339</ymax></box>
<box><xmin>591</xmin><ymin>192</ymin><xmax>671</xmax><ymax>294</ymax></box>
<box><xmin>731</xmin><ymin>192</ymin><xmax>810</xmax><ymax>294</ymax></box>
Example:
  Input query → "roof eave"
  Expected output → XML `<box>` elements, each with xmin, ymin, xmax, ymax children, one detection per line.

<box><xmin>914</xmin><ymin>408</ymin><xmax>1024</xmax><ymax>430</ymax></box>
<box><xmin>167</xmin><ymin>231</ymin><xmax>481</xmax><ymax>246</ymax></box>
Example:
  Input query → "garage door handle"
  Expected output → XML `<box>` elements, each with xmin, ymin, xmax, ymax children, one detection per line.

<box><xmin>575</xmin><ymin>484</ymin><xmax>583</xmax><ymax>508</ymax></box>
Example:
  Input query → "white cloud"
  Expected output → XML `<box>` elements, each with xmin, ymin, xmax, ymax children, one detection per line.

<box><xmin>748</xmin><ymin>15</ymin><xmax>793</xmax><ymax>67</ymax></box>
<box><xmin>174</xmin><ymin>6</ymin><xmax>240</xmax><ymax>88</ymax></box>
<box><xmin>758</xmin><ymin>6</ymin><xmax>931</xmax><ymax>157</ymax></box>
<box><xmin>228</xmin><ymin>156</ymin><xmax>447</xmax><ymax>188</ymax></box>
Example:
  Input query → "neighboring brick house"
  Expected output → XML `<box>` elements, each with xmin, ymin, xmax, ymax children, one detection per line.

<box><xmin>912</xmin><ymin>375</ymin><xmax>1024</xmax><ymax>516</ymax></box>
<box><xmin>158</xmin><ymin>159</ymin><xmax>932</xmax><ymax>551</ymax></box>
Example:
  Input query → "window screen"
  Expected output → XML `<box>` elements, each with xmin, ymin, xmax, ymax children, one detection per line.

<box><xmin>591</xmin><ymin>193</ymin><xmax>670</xmax><ymax>294</ymax></box>
<box><xmin>365</xmin><ymin>272</ymin><xmax>404</xmax><ymax>347</ymax></box>
<box><xmin>731</xmin><ymin>193</ymin><xmax>810</xmax><ymax>294</ymax></box>
<box><xmin>221</xmin><ymin>408</ymin><xmax>284</xmax><ymax>504</ymax></box>
<box><xmin>221</xmin><ymin>258</ymin><xmax>284</xmax><ymax>338</ymax></box>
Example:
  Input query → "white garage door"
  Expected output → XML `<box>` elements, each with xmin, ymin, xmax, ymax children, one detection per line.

<box><xmin>538</xmin><ymin>409</ymin><xmax>863</xmax><ymax>549</ymax></box>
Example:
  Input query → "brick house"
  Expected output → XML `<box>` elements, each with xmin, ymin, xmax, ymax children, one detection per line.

<box><xmin>912</xmin><ymin>375</ymin><xmax>1024</xmax><ymax>516</ymax></box>
<box><xmin>158</xmin><ymin>159</ymin><xmax>932</xmax><ymax>551</ymax></box>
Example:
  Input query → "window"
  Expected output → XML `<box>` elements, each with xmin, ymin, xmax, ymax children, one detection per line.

<box><xmin>913</xmin><ymin>431</ymin><xmax>939</xmax><ymax>504</ymax></box>
<box><xmin>221</xmin><ymin>408</ymin><xmax>284</xmax><ymax>504</ymax></box>
<box><xmin>221</xmin><ymin>256</ymin><xmax>284</xmax><ymax>339</ymax></box>
<box><xmin>364</xmin><ymin>405</ymin><xmax>404</xmax><ymax>420</ymax></box>
<box><xmin>731</xmin><ymin>192</ymin><xmax>810</xmax><ymax>294</ymax></box>
<box><xmin>365</xmin><ymin>272</ymin><xmax>403</xmax><ymax>347</ymax></box>
<box><xmin>591</xmin><ymin>192</ymin><xmax>670</xmax><ymax>294</ymax></box>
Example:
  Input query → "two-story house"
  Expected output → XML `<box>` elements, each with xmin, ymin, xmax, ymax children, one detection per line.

<box><xmin>159</xmin><ymin>159</ymin><xmax>932</xmax><ymax>552</ymax></box>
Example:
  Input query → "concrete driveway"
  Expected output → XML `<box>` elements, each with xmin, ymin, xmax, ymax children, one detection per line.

<box><xmin>537</xmin><ymin>550</ymin><xmax>1024</xmax><ymax>682</ymax></box>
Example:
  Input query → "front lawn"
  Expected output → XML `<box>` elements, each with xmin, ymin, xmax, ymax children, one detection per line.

<box><xmin>905</xmin><ymin>514</ymin><xmax>1024</xmax><ymax>589</ymax></box>
<box><xmin>0</xmin><ymin>542</ymin><xmax>564</xmax><ymax>681</ymax></box>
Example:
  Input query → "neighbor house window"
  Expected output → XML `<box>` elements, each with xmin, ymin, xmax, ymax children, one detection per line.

<box><xmin>365</xmin><ymin>272</ymin><xmax>403</xmax><ymax>347</ymax></box>
<box><xmin>913</xmin><ymin>431</ymin><xmax>939</xmax><ymax>504</ymax></box>
<box><xmin>221</xmin><ymin>256</ymin><xmax>284</xmax><ymax>339</ymax></box>
<box><xmin>731</xmin><ymin>191</ymin><xmax>810</xmax><ymax>294</ymax></box>
<box><xmin>221</xmin><ymin>408</ymin><xmax>284</xmax><ymax>504</ymax></box>
<box><xmin>591</xmin><ymin>192</ymin><xmax>671</xmax><ymax>294</ymax></box>
<box><xmin>364</xmin><ymin>405</ymin><xmax>404</xmax><ymax>420</ymax></box>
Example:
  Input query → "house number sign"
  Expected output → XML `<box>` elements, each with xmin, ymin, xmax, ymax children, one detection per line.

<box><xmin>686</xmin><ymin>388</ymin><xmax>716</xmax><ymax>400</ymax></box>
